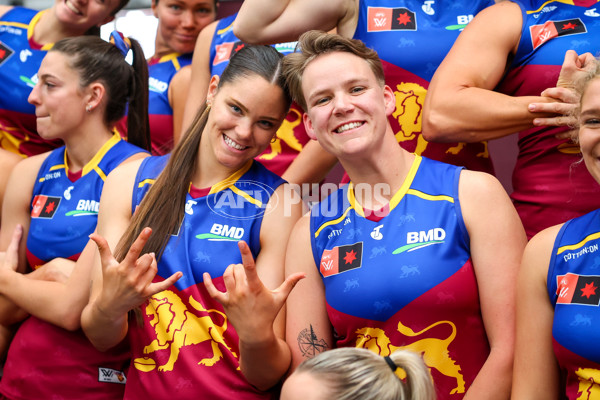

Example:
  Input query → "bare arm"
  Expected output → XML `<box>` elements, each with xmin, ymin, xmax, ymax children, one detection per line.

<box><xmin>285</xmin><ymin>214</ymin><xmax>333</xmax><ymax>372</ymax></box>
<box><xmin>205</xmin><ymin>184</ymin><xmax>304</xmax><ymax>390</ymax></box>
<box><xmin>81</xmin><ymin>160</ymin><xmax>181</xmax><ymax>351</ymax></box>
<box><xmin>0</xmin><ymin>6</ymin><xmax>13</xmax><ymax>20</ymax></box>
<box><xmin>169</xmin><ymin>65</ymin><xmax>192</xmax><ymax>146</ymax></box>
<box><xmin>281</xmin><ymin>140</ymin><xmax>338</xmax><ymax>185</ymax></box>
<box><xmin>233</xmin><ymin>0</ymin><xmax>353</xmax><ymax>44</ymax></box>
<box><xmin>423</xmin><ymin>2</ymin><xmax>558</xmax><ymax>142</ymax></box>
<box><xmin>459</xmin><ymin>170</ymin><xmax>527</xmax><ymax>399</ymax></box>
<box><xmin>511</xmin><ymin>225</ymin><xmax>561</xmax><ymax>399</ymax></box>
<box><xmin>181</xmin><ymin>21</ymin><xmax>217</xmax><ymax>134</ymax></box>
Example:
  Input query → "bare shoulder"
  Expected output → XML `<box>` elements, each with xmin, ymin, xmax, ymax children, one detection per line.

<box><xmin>11</xmin><ymin>152</ymin><xmax>49</xmax><ymax>182</ymax></box>
<box><xmin>0</xmin><ymin>6</ymin><xmax>14</xmax><ymax>20</ymax></box>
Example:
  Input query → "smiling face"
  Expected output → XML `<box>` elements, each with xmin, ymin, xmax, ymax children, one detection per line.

<box><xmin>301</xmin><ymin>51</ymin><xmax>395</xmax><ymax>159</ymax></box>
<box><xmin>152</xmin><ymin>0</ymin><xmax>216</xmax><ymax>56</ymax></box>
<box><xmin>28</xmin><ymin>51</ymin><xmax>91</xmax><ymax>141</ymax></box>
<box><xmin>201</xmin><ymin>74</ymin><xmax>288</xmax><ymax>172</ymax></box>
<box><xmin>578</xmin><ymin>77</ymin><xmax>600</xmax><ymax>185</ymax></box>
<box><xmin>53</xmin><ymin>0</ymin><xmax>121</xmax><ymax>34</ymax></box>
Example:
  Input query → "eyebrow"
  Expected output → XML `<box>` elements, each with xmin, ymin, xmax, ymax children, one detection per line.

<box><xmin>306</xmin><ymin>77</ymin><xmax>368</xmax><ymax>102</ymax></box>
<box><xmin>230</xmin><ymin>98</ymin><xmax>281</xmax><ymax>122</ymax></box>
<box><xmin>580</xmin><ymin>108</ymin><xmax>600</xmax><ymax>117</ymax></box>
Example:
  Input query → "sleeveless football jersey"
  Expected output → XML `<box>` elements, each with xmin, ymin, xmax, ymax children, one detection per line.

<box><xmin>209</xmin><ymin>14</ymin><xmax>310</xmax><ymax>177</ymax></box>
<box><xmin>0</xmin><ymin>7</ymin><xmax>62</xmax><ymax>156</ymax></box>
<box><xmin>311</xmin><ymin>156</ymin><xmax>488</xmax><ymax>399</ymax></box>
<box><xmin>548</xmin><ymin>208</ymin><xmax>600</xmax><ymax>399</ymax></box>
<box><xmin>0</xmin><ymin>133</ymin><xmax>145</xmax><ymax>400</ymax></box>
<box><xmin>148</xmin><ymin>52</ymin><xmax>192</xmax><ymax>155</ymax></box>
<box><xmin>353</xmin><ymin>0</ymin><xmax>494</xmax><ymax>174</ymax></box>
<box><xmin>496</xmin><ymin>0</ymin><xmax>600</xmax><ymax>238</ymax></box>
<box><xmin>124</xmin><ymin>156</ymin><xmax>284</xmax><ymax>399</ymax></box>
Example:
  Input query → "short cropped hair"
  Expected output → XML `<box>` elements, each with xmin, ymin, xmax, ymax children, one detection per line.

<box><xmin>282</xmin><ymin>30</ymin><xmax>385</xmax><ymax>111</ymax></box>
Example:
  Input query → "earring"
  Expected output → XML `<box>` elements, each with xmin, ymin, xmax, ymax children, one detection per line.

<box><xmin>271</xmin><ymin>135</ymin><xmax>278</xmax><ymax>143</ymax></box>
<box><xmin>86</xmin><ymin>104</ymin><xmax>92</xmax><ymax>113</ymax></box>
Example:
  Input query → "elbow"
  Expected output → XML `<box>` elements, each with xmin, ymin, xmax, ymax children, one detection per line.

<box><xmin>61</xmin><ymin>312</ymin><xmax>82</xmax><ymax>331</ymax></box>
<box><xmin>422</xmin><ymin>105</ymin><xmax>478</xmax><ymax>143</ymax></box>
<box><xmin>233</xmin><ymin>22</ymin><xmax>260</xmax><ymax>44</ymax></box>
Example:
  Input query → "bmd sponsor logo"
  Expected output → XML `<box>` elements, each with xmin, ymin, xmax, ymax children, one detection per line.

<box><xmin>393</xmin><ymin>228</ymin><xmax>446</xmax><ymax>254</ymax></box>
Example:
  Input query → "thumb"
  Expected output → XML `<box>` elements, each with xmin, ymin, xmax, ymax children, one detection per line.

<box><xmin>89</xmin><ymin>232</ymin><xmax>116</xmax><ymax>270</ymax></box>
<box><xmin>273</xmin><ymin>272</ymin><xmax>306</xmax><ymax>304</ymax></box>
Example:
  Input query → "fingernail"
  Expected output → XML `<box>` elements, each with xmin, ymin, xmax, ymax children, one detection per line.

<box><xmin>528</xmin><ymin>104</ymin><xmax>536</xmax><ymax>111</ymax></box>
<box><xmin>533</xmin><ymin>119</ymin><xmax>540</xmax><ymax>126</ymax></box>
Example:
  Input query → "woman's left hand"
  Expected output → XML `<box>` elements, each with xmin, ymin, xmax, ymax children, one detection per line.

<box><xmin>203</xmin><ymin>240</ymin><xmax>305</xmax><ymax>342</ymax></box>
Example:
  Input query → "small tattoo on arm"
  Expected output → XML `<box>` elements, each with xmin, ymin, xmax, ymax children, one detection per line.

<box><xmin>297</xmin><ymin>324</ymin><xmax>328</xmax><ymax>359</ymax></box>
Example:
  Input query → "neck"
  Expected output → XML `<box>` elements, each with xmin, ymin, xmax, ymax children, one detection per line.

<box><xmin>340</xmin><ymin>132</ymin><xmax>414</xmax><ymax>210</ymax></box>
<box><xmin>34</xmin><ymin>8</ymin><xmax>81</xmax><ymax>45</ymax></box>
<box><xmin>63</xmin><ymin>121</ymin><xmax>114</xmax><ymax>172</ymax></box>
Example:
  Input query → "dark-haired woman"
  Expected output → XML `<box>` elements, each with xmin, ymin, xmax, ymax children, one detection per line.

<box><xmin>0</xmin><ymin>33</ymin><xmax>149</xmax><ymax>399</ymax></box>
<box><xmin>0</xmin><ymin>0</ymin><xmax>131</xmax><ymax>224</ymax></box>
<box><xmin>81</xmin><ymin>44</ymin><xmax>303</xmax><ymax>399</ymax></box>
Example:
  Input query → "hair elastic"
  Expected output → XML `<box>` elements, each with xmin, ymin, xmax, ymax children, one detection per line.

<box><xmin>384</xmin><ymin>355</ymin><xmax>398</xmax><ymax>372</ymax></box>
<box><xmin>109</xmin><ymin>31</ymin><xmax>131</xmax><ymax>58</ymax></box>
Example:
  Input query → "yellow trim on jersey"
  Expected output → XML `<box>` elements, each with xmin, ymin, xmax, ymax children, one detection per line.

<box><xmin>314</xmin><ymin>206</ymin><xmax>353</xmax><ymax>239</ymax></box>
<box><xmin>347</xmin><ymin>155</ymin><xmax>422</xmax><ymax>217</ymax></box>
<box><xmin>138</xmin><ymin>178</ymin><xmax>156</xmax><ymax>188</ymax></box>
<box><xmin>557</xmin><ymin>231</ymin><xmax>600</xmax><ymax>255</ymax></box>
<box><xmin>526</xmin><ymin>0</ymin><xmax>591</xmax><ymax>14</ymax></box>
<box><xmin>0</xmin><ymin>21</ymin><xmax>28</xmax><ymax>28</ymax></box>
<box><xmin>209</xmin><ymin>160</ymin><xmax>253</xmax><ymax>194</ymax></box>
<box><xmin>157</xmin><ymin>53</ymin><xmax>183</xmax><ymax>71</ymax></box>
<box><xmin>216</xmin><ymin>20</ymin><xmax>235</xmax><ymax>35</ymax></box>
<box><xmin>406</xmin><ymin>189</ymin><xmax>454</xmax><ymax>203</ymax></box>
<box><xmin>230</xmin><ymin>185</ymin><xmax>263</xmax><ymax>207</ymax></box>
<box><xmin>27</xmin><ymin>10</ymin><xmax>53</xmax><ymax>51</ymax></box>
<box><xmin>82</xmin><ymin>132</ymin><xmax>122</xmax><ymax>179</ymax></box>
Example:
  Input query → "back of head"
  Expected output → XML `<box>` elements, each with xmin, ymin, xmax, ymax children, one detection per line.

<box><xmin>295</xmin><ymin>348</ymin><xmax>436</xmax><ymax>400</ymax></box>
<box><xmin>282</xmin><ymin>30</ymin><xmax>385</xmax><ymax>111</ymax></box>
<box><xmin>51</xmin><ymin>34</ymin><xmax>150</xmax><ymax>151</ymax></box>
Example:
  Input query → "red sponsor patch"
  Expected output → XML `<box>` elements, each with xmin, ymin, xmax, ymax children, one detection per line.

<box><xmin>530</xmin><ymin>19</ymin><xmax>586</xmax><ymax>49</ymax></box>
<box><xmin>31</xmin><ymin>195</ymin><xmax>61</xmax><ymax>218</ymax></box>
<box><xmin>557</xmin><ymin>272</ymin><xmax>600</xmax><ymax>306</ymax></box>
<box><xmin>320</xmin><ymin>242</ymin><xmax>363</xmax><ymax>277</ymax></box>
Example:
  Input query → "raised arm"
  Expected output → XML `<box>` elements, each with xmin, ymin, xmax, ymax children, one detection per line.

<box><xmin>423</xmin><ymin>2</ymin><xmax>558</xmax><ymax>142</ymax></box>
<box><xmin>181</xmin><ymin>21</ymin><xmax>217</xmax><ymax>133</ymax></box>
<box><xmin>458</xmin><ymin>170</ymin><xmax>527</xmax><ymax>399</ymax></box>
<box><xmin>169</xmin><ymin>65</ymin><xmax>192</xmax><ymax>146</ymax></box>
<box><xmin>205</xmin><ymin>184</ymin><xmax>304</xmax><ymax>389</ymax></box>
<box><xmin>511</xmin><ymin>226</ymin><xmax>561</xmax><ymax>400</ymax></box>
<box><xmin>285</xmin><ymin>214</ymin><xmax>333</xmax><ymax>372</ymax></box>
<box><xmin>233</xmin><ymin>0</ymin><xmax>353</xmax><ymax>44</ymax></box>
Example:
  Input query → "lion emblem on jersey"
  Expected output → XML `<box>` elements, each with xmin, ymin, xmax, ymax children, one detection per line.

<box><xmin>355</xmin><ymin>319</ymin><xmax>465</xmax><ymax>395</ymax></box>
<box><xmin>576</xmin><ymin>367</ymin><xmax>600</xmax><ymax>399</ymax></box>
<box><xmin>136</xmin><ymin>290</ymin><xmax>237</xmax><ymax>372</ymax></box>
<box><xmin>392</xmin><ymin>82</ymin><xmax>480</xmax><ymax>158</ymax></box>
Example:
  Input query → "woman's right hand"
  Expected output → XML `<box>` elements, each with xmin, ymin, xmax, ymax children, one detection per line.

<box><xmin>90</xmin><ymin>227</ymin><xmax>182</xmax><ymax>320</ymax></box>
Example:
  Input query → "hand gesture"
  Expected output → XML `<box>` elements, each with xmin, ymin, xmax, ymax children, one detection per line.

<box><xmin>203</xmin><ymin>240</ymin><xmax>305</xmax><ymax>342</ymax></box>
<box><xmin>90</xmin><ymin>227</ymin><xmax>182</xmax><ymax>319</ymax></box>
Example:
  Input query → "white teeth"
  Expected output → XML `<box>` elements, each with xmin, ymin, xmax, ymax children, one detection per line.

<box><xmin>223</xmin><ymin>134</ymin><xmax>245</xmax><ymax>150</ymax></box>
<box><xmin>336</xmin><ymin>121</ymin><xmax>363</xmax><ymax>133</ymax></box>
<box><xmin>65</xmin><ymin>0</ymin><xmax>82</xmax><ymax>15</ymax></box>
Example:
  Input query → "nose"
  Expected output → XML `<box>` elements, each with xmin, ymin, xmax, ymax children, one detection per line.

<box><xmin>28</xmin><ymin>82</ymin><xmax>41</xmax><ymax>106</ymax></box>
<box><xmin>235</xmin><ymin>119</ymin><xmax>253</xmax><ymax>139</ymax></box>
<box><xmin>181</xmin><ymin>10</ymin><xmax>195</xmax><ymax>28</ymax></box>
<box><xmin>332</xmin><ymin>93</ymin><xmax>354</xmax><ymax>115</ymax></box>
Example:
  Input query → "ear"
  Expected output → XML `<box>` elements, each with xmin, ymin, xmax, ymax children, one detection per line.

<box><xmin>383</xmin><ymin>84</ymin><xmax>396</xmax><ymax>117</ymax></box>
<box><xmin>84</xmin><ymin>82</ymin><xmax>106</xmax><ymax>113</ymax></box>
<box><xmin>303</xmin><ymin>111</ymin><xmax>317</xmax><ymax>141</ymax></box>
<box><xmin>151</xmin><ymin>0</ymin><xmax>159</xmax><ymax>18</ymax></box>
<box><xmin>206</xmin><ymin>75</ymin><xmax>220</xmax><ymax>105</ymax></box>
